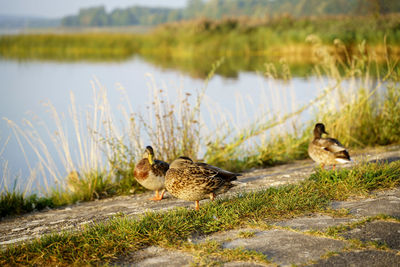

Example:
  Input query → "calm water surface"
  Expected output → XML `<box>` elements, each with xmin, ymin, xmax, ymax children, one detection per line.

<box><xmin>0</xmin><ymin>56</ymin><xmax>324</xmax><ymax>192</ymax></box>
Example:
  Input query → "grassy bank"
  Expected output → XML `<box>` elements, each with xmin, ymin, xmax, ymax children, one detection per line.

<box><xmin>1</xmin><ymin>36</ymin><xmax>400</xmax><ymax>218</ymax></box>
<box><xmin>139</xmin><ymin>14</ymin><xmax>400</xmax><ymax>78</ymax></box>
<box><xmin>0</xmin><ymin>33</ymin><xmax>140</xmax><ymax>61</ymax></box>
<box><xmin>0</xmin><ymin>15</ymin><xmax>399</xmax><ymax>77</ymax></box>
<box><xmin>0</xmin><ymin>161</ymin><xmax>399</xmax><ymax>265</ymax></box>
<box><xmin>141</xmin><ymin>14</ymin><xmax>400</xmax><ymax>57</ymax></box>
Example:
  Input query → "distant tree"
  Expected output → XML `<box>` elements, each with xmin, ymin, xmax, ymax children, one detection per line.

<box><xmin>184</xmin><ymin>0</ymin><xmax>205</xmax><ymax>19</ymax></box>
<box><xmin>356</xmin><ymin>0</ymin><xmax>400</xmax><ymax>15</ymax></box>
<box><xmin>110</xmin><ymin>9</ymin><xmax>138</xmax><ymax>26</ymax></box>
<box><xmin>60</xmin><ymin>0</ymin><xmax>400</xmax><ymax>27</ymax></box>
<box><xmin>75</xmin><ymin>6</ymin><xmax>109</xmax><ymax>27</ymax></box>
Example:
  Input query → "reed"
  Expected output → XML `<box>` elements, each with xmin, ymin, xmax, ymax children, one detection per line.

<box><xmin>2</xmin><ymin>79</ymin><xmax>145</xmax><ymax>213</ymax></box>
<box><xmin>1</xmin><ymin>38</ymin><xmax>399</xmax><ymax>217</ymax></box>
<box><xmin>0</xmin><ymin>15</ymin><xmax>399</xmax><ymax>78</ymax></box>
<box><xmin>0</xmin><ymin>33</ymin><xmax>140</xmax><ymax>61</ymax></box>
<box><xmin>203</xmin><ymin>37</ymin><xmax>400</xmax><ymax>171</ymax></box>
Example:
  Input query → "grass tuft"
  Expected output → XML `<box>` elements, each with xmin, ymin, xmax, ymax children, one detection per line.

<box><xmin>0</xmin><ymin>161</ymin><xmax>399</xmax><ymax>265</ymax></box>
<box><xmin>1</xmin><ymin>37</ymin><xmax>400</xmax><ymax>218</ymax></box>
<box><xmin>0</xmin><ymin>190</ymin><xmax>54</xmax><ymax>217</ymax></box>
<box><xmin>185</xmin><ymin>240</ymin><xmax>271</xmax><ymax>266</ymax></box>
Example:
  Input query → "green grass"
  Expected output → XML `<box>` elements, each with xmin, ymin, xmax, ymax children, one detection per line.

<box><xmin>204</xmin><ymin>82</ymin><xmax>400</xmax><ymax>172</ymax></box>
<box><xmin>139</xmin><ymin>14</ymin><xmax>400</xmax><ymax>77</ymax></box>
<box><xmin>203</xmin><ymin>43</ymin><xmax>400</xmax><ymax>171</ymax></box>
<box><xmin>1</xmin><ymin>35</ymin><xmax>400</xmax><ymax>218</ymax></box>
<box><xmin>324</xmin><ymin>214</ymin><xmax>400</xmax><ymax>238</ymax></box>
<box><xmin>184</xmin><ymin>240</ymin><xmax>271</xmax><ymax>266</ymax></box>
<box><xmin>316</xmin><ymin>214</ymin><xmax>400</xmax><ymax>252</ymax></box>
<box><xmin>0</xmin><ymin>170</ymin><xmax>145</xmax><ymax>217</ymax></box>
<box><xmin>1</xmin><ymin>13</ymin><xmax>400</xmax><ymax>218</ymax></box>
<box><xmin>0</xmin><ymin>161</ymin><xmax>399</xmax><ymax>265</ymax></box>
<box><xmin>237</xmin><ymin>230</ymin><xmax>256</xmax><ymax>239</ymax></box>
<box><xmin>0</xmin><ymin>33</ymin><xmax>141</xmax><ymax>61</ymax></box>
<box><xmin>0</xmin><ymin>15</ymin><xmax>399</xmax><ymax>78</ymax></box>
<box><xmin>1</xmin><ymin>85</ymin><xmax>148</xmax><ymax>217</ymax></box>
<box><xmin>0</xmin><ymin>191</ymin><xmax>54</xmax><ymax>217</ymax></box>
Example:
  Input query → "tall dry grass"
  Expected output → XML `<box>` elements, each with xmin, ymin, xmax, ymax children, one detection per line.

<box><xmin>203</xmin><ymin>36</ymin><xmax>400</xmax><ymax>171</ymax></box>
<box><xmin>1</xmin><ymin>38</ymin><xmax>399</xmax><ymax>217</ymax></box>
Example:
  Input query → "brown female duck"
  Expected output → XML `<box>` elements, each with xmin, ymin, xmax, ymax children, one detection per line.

<box><xmin>133</xmin><ymin>146</ymin><xmax>169</xmax><ymax>200</ymax></box>
<box><xmin>165</xmin><ymin>156</ymin><xmax>240</xmax><ymax>210</ymax></box>
<box><xmin>308</xmin><ymin>123</ymin><xmax>351</xmax><ymax>170</ymax></box>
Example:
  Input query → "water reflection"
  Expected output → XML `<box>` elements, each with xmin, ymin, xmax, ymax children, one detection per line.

<box><xmin>0</xmin><ymin>56</ymin><xmax>327</xmax><ymax>193</ymax></box>
<box><xmin>140</xmin><ymin>54</ymin><xmax>318</xmax><ymax>79</ymax></box>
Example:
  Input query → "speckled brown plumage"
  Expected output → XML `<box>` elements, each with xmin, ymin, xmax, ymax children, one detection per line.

<box><xmin>308</xmin><ymin>123</ymin><xmax>351</xmax><ymax>169</ymax></box>
<box><xmin>133</xmin><ymin>146</ymin><xmax>169</xmax><ymax>200</ymax></box>
<box><xmin>165</xmin><ymin>156</ymin><xmax>240</xmax><ymax>210</ymax></box>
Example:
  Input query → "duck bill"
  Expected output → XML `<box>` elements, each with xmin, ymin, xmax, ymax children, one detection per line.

<box><xmin>148</xmin><ymin>153</ymin><xmax>154</xmax><ymax>165</ymax></box>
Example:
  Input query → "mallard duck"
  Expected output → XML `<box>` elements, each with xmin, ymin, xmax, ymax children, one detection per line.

<box><xmin>308</xmin><ymin>123</ymin><xmax>351</xmax><ymax>170</ymax></box>
<box><xmin>133</xmin><ymin>146</ymin><xmax>169</xmax><ymax>201</ymax></box>
<box><xmin>165</xmin><ymin>156</ymin><xmax>240</xmax><ymax>210</ymax></box>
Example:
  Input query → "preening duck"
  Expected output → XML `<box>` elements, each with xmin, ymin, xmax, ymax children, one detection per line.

<box><xmin>308</xmin><ymin>123</ymin><xmax>351</xmax><ymax>170</ymax></box>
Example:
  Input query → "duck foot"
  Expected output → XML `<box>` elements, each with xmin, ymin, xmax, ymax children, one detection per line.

<box><xmin>195</xmin><ymin>200</ymin><xmax>200</xmax><ymax>211</ymax></box>
<box><xmin>149</xmin><ymin>189</ymin><xmax>165</xmax><ymax>201</ymax></box>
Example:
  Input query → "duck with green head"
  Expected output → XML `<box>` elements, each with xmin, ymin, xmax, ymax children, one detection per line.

<box><xmin>133</xmin><ymin>146</ymin><xmax>169</xmax><ymax>201</ymax></box>
<box><xmin>308</xmin><ymin>123</ymin><xmax>351</xmax><ymax>170</ymax></box>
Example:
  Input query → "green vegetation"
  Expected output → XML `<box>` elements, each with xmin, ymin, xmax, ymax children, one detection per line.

<box><xmin>237</xmin><ymin>230</ymin><xmax>256</xmax><ymax>238</ymax></box>
<box><xmin>1</xmin><ymin>10</ymin><xmax>400</xmax><ymax>219</ymax></box>
<box><xmin>0</xmin><ymin>161</ymin><xmax>399</xmax><ymax>265</ymax></box>
<box><xmin>60</xmin><ymin>0</ymin><xmax>400</xmax><ymax>27</ymax></box>
<box><xmin>190</xmin><ymin>0</ymin><xmax>400</xmax><ymax>18</ymax></box>
<box><xmin>62</xmin><ymin>6</ymin><xmax>180</xmax><ymax>27</ymax></box>
<box><xmin>0</xmin><ymin>61</ymin><xmax>217</xmax><ymax>218</ymax></box>
<box><xmin>308</xmin><ymin>214</ymin><xmax>400</xmax><ymax>251</ymax></box>
<box><xmin>1</xmin><ymin>35</ymin><xmax>400</xmax><ymax>218</ymax></box>
<box><xmin>0</xmin><ymin>33</ymin><xmax>140</xmax><ymax>61</ymax></box>
<box><xmin>1</xmin><ymin>6</ymin><xmax>399</xmax><ymax>264</ymax></box>
<box><xmin>1</xmin><ymin>14</ymin><xmax>400</xmax><ymax>78</ymax></box>
<box><xmin>1</xmin><ymin>81</ymin><xmax>147</xmax><ymax>217</ymax></box>
<box><xmin>0</xmin><ymin>169</ymin><xmax>144</xmax><ymax>217</ymax></box>
<box><xmin>185</xmin><ymin>240</ymin><xmax>271</xmax><ymax>265</ymax></box>
<box><xmin>140</xmin><ymin>14</ymin><xmax>400</xmax><ymax>77</ymax></box>
<box><xmin>0</xmin><ymin>191</ymin><xmax>54</xmax><ymax>217</ymax></box>
<box><xmin>324</xmin><ymin>214</ymin><xmax>399</xmax><ymax>239</ymax></box>
<box><xmin>204</xmin><ymin>50</ymin><xmax>400</xmax><ymax>171</ymax></box>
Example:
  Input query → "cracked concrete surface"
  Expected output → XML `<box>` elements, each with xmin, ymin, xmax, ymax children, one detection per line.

<box><xmin>1</xmin><ymin>146</ymin><xmax>400</xmax><ymax>266</ymax></box>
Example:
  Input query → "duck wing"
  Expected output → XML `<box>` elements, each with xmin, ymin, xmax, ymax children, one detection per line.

<box><xmin>152</xmin><ymin>159</ymin><xmax>170</xmax><ymax>176</ymax></box>
<box><xmin>315</xmin><ymin>138</ymin><xmax>345</xmax><ymax>152</ymax></box>
<box><xmin>316</xmin><ymin>138</ymin><xmax>351</xmax><ymax>160</ymax></box>
<box><xmin>196</xmin><ymin>163</ymin><xmax>240</xmax><ymax>181</ymax></box>
<box><xmin>178</xmin><ymin>162</ymin><xmax>230</xmax><ymax>192</ymax></box>
<box><xmin>183</xmin><ymin>161</ymin><xmax>219</xmax><ymax>179</ymax></box>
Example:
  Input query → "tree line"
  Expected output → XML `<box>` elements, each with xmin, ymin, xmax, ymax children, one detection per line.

<box><xmin>61</xmin><ymin>0</ymin><xmax>400</xmax><ymax>27</ymax></box>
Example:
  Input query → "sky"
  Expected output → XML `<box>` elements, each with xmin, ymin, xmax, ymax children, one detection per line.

<box><xmin>0</xmin><ymin>0</ymin><xmax>188</xmax><ymax>18</ymax></box>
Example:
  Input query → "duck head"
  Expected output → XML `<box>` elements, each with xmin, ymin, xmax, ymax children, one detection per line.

<box><xmin>313</xmin><ymin>123</ymin><xmax>328</xmax><ymax>138</ymax></box>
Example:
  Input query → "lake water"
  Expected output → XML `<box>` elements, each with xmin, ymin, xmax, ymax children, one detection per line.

<box><xmin>0</xmin><ymin>56</ymin><xmax>328</xmax><ymax>193</ymax></box>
